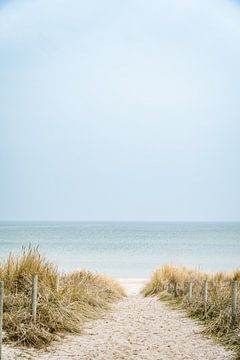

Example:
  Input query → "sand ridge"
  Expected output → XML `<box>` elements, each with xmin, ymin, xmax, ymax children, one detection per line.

<box><xmin>3</xmin><ymin>293</ymin><xmax>234</xmax><ymax>360</ymax></box>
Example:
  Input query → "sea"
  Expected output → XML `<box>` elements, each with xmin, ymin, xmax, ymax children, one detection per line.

<box><xmin>0</xmin><ymin>221</ymin><xmax>239</xmax><ymax>278</ymax></box>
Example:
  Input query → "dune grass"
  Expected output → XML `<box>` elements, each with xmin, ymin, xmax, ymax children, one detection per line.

<box><xmin>143</xmin><ymin>264</ymin><xmax>240</xmax><ymax>359</ymax></box>
<box><xmin>0</xmin><ymin>246</ymin><xmax>125</xmax><ymax>348</ymax></box>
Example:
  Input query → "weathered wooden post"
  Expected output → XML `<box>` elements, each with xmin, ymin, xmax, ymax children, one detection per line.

<box><xmin>0</xmin><ymin>281</ymin><xmax>4</xmax><ymax>360</ymax></box>
<box><xmin>231</xmin><ymin>280</ymin><xmax>238</xmax><ymax>327</ymax></box>
<box><xmin>203</xmin><ymin>280</ymin><xmax>208</xmax><ymax>314</ymax></box>
<box><xmin>174</xmin><ymin>282</ymin><xmax>178</xmax><ymax>297</ymax></box>
<box><xmin>55</xmin><ymin>275</ymin><xmax>59</xmax><ymax>293</ymax></box>
<box><xmin>188</xmin><ymin>282</ymin><xmax>193</xmax><ymax>300</ymax></box>
<box><xmin>168</xmin><ymin>282</ymin><xmax>172</xmax><ymax>294</ymax></box>
<box><xmin>32</xmin><ymin>275</ymin><xmax>38</xmax><ymax>322</ymax></box>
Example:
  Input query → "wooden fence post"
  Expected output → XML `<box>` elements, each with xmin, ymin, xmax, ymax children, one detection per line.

<box><xmin>0</xmin><ymin>281</ymin><xmax>4</xmax><ymax>360</ymax></box>
<box><xmin>55</xmin><ymin>275</ymin><xmax>59</xmax><ymax>293</ymax></box>
<box><xmin>203</xmin><ymin>280</ymin><xmax>208</xmax><ymax>314</ymax></box>
<box><xmin>188</xmin><ymin>282</ymin><xmax>193</xmax><ymax>300</ymax></box>
<box><xmin>32</xmin><ymin>275</ymin><xmax>38</xmax><ymax>322</ymax></box>
<box><xmin>167</xmin><ymin>282</ymin><xmax>171</xmax><ymax>293</ymax></box>
<box><xmin>174</xmin><ymin>282</ymin><xmax>178</xmax><ymax>297</ymax></box>
<box><xmin>231</xmin><ymin>280</ymin><xmax>238</xmax><ymax>327</ymax></box>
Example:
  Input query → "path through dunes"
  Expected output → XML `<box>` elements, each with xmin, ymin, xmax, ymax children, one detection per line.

<box><xmin>6</xmin><ymin>293</ymin><xmax>234</xmax><ymax>360</ymax></box>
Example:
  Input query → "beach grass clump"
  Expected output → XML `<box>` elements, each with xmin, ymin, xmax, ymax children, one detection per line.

<box><xmin>143</xmin><ymin>265</ymin><xmax>240</xmax><ymax>358</ymax></box>
<box><xmin>0</xmin><ymin>246</ymin><xmax>125</xmax><ymax>348</ymax></box>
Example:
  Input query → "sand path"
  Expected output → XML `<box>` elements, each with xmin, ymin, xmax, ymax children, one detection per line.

<box><xmin>4</xmin><ymin>289</ymin><xmax>234</xmax><ymax>360</ymax></box>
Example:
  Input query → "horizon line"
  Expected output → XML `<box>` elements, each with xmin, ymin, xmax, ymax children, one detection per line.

<box><xmin>0</xmin><ymin>219</ymin><xmax>240</xmax><ymax>223</ymax></box>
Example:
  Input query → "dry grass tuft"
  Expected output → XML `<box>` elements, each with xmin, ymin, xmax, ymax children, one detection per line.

<box><xmin>0</xmin><ymin>246</ymin><xmax>125</xmax><ymax>348</ymax></box>
<box><xmin>143</xmin><ymin>264</ymin><xmax>240</xmax><ymax>358</ymax></box>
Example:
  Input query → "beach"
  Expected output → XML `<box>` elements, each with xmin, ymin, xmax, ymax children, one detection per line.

<box><xmin>2</xmin><ymin>279</ymin><xmax>234</xmax><ymax>360</ymax></box>
<box><xmin>2</xmin><ymin>0</ymin><xmax>240</xmax><ymax>357</ymax></box>
<box><xmin>0</xmin><ymin>224</ymin><xmax>238</xmax><ymax>359</ymax></box>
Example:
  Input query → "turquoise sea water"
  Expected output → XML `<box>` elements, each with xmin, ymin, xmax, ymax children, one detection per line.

<box><xmin>0</xmin><ymin>222</ymin><xmax>239</xmax><ymax>277</ymax></box>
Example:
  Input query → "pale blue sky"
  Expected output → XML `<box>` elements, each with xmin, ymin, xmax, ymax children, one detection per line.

<box><xmin>0</xmin><ymin>0</ymin><xmax>240</xmax><ymax>221</ymax></box>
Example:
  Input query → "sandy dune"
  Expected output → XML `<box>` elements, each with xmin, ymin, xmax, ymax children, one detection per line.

<box><xmin>3</xmin><ymin>287</ymin><xmax>234</xmax><ymax>360</ymax></box>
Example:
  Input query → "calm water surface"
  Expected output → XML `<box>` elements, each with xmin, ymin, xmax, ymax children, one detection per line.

<box><xmin>0</xmin><ymin>222</ymin><xmax>239</xmax><ymax>277</ymax></box>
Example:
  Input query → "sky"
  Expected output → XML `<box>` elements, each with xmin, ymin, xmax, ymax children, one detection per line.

<box><xmin>0</xmin><ymin>0</ymin><xmax>240</xmax><ymax>221</ymax></box>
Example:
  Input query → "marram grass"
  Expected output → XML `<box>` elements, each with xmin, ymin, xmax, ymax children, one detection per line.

<box><xmin>0</xmin><ymin>246</ymin><xmax>125</xmax><ymax>348</ymax></box>
<box><xmin>143</xmin><ymin>264</ymin><xmax>240</xmax><ymax>359</ymax></box>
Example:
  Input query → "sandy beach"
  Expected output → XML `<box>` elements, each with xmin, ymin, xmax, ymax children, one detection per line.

<box><xmin>118</xmin><ymin>278</ymin><xmax>148</xmax><ymax>295</ymax></box>
<box><xmin>2</xmin><ymin>0</ymin><xmax>240</xmax><ymax>356</ymax></box>
<box><xmin>2</xmin><ymin>279</ymin><xmax>234</xmax><ymax>360</ymax></box>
